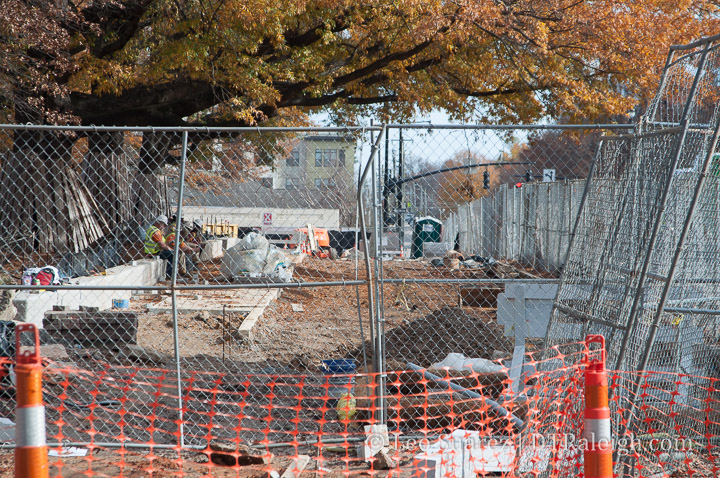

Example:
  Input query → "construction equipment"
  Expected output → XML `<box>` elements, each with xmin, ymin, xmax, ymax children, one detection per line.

<box><xmin>291</xmin><ymin>224</ymin><xmax>338</xmax><ymax>259</ymax></box>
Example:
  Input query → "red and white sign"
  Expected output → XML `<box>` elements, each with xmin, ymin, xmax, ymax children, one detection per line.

<box><xmin>262</xmin><ymin>212</ymin><xmax>273</xmax><ymax>226</ymax></box>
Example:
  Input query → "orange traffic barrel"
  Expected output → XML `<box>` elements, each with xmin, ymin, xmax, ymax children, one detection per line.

<box><xmin>14</xmin><ymin>323</ymin><xmax>48</xmax><ymax>478</ymax></box>
<box><xmin>584</xmin><ymin>335</ymin><xmax>612</xmax><ymax>478</ymax></box>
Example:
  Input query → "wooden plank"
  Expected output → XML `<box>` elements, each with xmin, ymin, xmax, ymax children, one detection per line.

<box><xmin>148</xmin><ymin>289</ymin><xmax>280</xmax><ymax>314</ymax></box>
<box><xmin>237</xmin><ymin>307</ymin><xmax>264</xmax><ymax>339</ymax></box>
<box><xmin>280</xmin><ymin>455</ymin><xmax>310</xmax><ymax>478</ymax></box>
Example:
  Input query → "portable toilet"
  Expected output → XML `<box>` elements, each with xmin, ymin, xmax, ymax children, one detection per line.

<box><xmin>412</xmin><ymin>217</ymin><xmax>442</xmax><ymax>259</ymax></box>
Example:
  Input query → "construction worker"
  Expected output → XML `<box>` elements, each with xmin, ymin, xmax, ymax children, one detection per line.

<box><xmin>143</xmin><ymin>215</ymin><xmax>174</xmax><ymax>279</ymax></box>
<box><xmin>165</xmin><ymin>222</ymin><xmax>200</xmax><ymax>275</ymax></box>
<box><xmin>187</xmin><ymin>219</ymin><xmax>208</xmax><ymax>249</ymax></box>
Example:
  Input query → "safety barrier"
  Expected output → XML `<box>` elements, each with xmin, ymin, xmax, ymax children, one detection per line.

<box><xmin>0</xmin><ymin>339</ymin><xmax>718</xmax><ymax>477</ymax></box>
<box><xmin>584</xmin><ymin>335</ymin><xmax>611</xmax><ymax>478</ymax></box>
<box><xmin>13</xmin><ymin>324</ymin><xmax>48</xmax><ymax>478</ymax></box>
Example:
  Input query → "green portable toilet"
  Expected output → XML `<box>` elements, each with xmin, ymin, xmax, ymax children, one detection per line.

<box><xmin>412</xmin><ymin>216</ymin><xmax>442</xmax><ymax>259</ymax></box>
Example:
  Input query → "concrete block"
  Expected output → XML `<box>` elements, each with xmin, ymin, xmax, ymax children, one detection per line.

<box><xmin>200</xmin><ymin>240</ymin><xmax>224</xmax><ymax>261</ymax></box>
<box><xmin>223</xmin><ymin>237</ymin><xmax>239</xmax><ymax>250</ymax></box>
<box><xmin>357</xmin><ymin>424</ymin><xmax>389</xmax><ymax>461</ymax></box>
<box><xmin>40</xmin><ymin>344</ymin><xmax>69</xmax><ymax>360</ymax></box>
<box><xmin>0</xmin><ymin>290</ymin><xmax>16</xmax><ymax>322</ymax></box>
<box><xmin>13</xmin><ymin>291</ymin><xmax>57</xmax><ymax>328</ymax></box>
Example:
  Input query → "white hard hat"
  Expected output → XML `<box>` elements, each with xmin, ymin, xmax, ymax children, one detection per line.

<box><xmin>155</xmin><ymin>215</ymin><xmax>168</xmax><ymax>225</ymax></box>
<box><xmin>193</xmin><ymin>219</ymin><xmax>203</xmax><ymax>229</ymax></box>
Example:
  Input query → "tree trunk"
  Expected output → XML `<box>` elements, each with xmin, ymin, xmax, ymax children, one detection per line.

<box><xmin>82</xmin><ymin>132</ymin><xmax>133</xmax><ymax>233</ymax></box>
<box><xmin>131</xmin><ymin>132</ymin><xmax>173</xmax><ymax>230</ymax></box>
<box><xmin>0</xmin><ymin>130</ymin><xmax>109</xmax><ymax>254</ymax></box>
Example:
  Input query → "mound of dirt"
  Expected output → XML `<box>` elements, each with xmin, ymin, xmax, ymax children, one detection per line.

<box><xmin>350</xmin><ymin>306</ymin><xmax>513</xmax><ymax>370</ymax></box>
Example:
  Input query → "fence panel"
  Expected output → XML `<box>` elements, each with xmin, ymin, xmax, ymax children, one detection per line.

<box><xmin>372</xmin><ymin>125</ymin><xmax>630</xmax><ymax>402</ymax></box>
<box><xmin>545</xmin><ymin>35</ymin><xmax>720</xmax><ymax>478</ymax></box>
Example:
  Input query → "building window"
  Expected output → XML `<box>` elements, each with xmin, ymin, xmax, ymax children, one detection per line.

<box><xmin>286</xmin><ymin>178</ymin><xmax>301</xmax><ymax>189</ymax></box>
<box><xmin>326</xmin><ymin>177</ymin><xmax>336</xmax><ymax>188</ymax></box>
<box><xmin>315</xmin><ymin>178</ymin><xmax>323</xmax><ymax>188</ymax></box>
<box><xmin>287</xmin><ymin>148</ymin><xmax>300</xmax><ymax>166</ymax></box>
<box><xmin>325</xmin><ymin>149</ymin><xmax>337</xmax><ymax>166</ymax></box>
<box><xmin>314</xmin><ymin>148</ymin><xmax>348</xmax><ymax>167</ymax></box>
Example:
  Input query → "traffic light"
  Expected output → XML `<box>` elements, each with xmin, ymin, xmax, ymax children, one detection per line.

<box><xmin>483</xmin><ymin>171</ymin><xmax>490</xmax><ymax>190</ymax></box>
<box><xmin>515</xmin><ymin>182</ymin><xmax>523</xmax><ymax>189</ymax></box>
<box><xmin>525</xmin><ymin>170</ymin><xmax>533</xmax><ymax>182</ymax></box>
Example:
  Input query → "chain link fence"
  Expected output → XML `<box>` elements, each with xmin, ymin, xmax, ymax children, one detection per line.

<box><xmin>370</xmin><ymin>124</ymin><xmax>630</xmax><ymax>408</ymax></box>
<box><xmin>0</xmin><ymin>122</ymin><xmax>633</xmax><ymax>449</ymax></box>
<box><xmin>544</xmin><ymin>34</ymin><xmax>720</xmax><ymax>477</ymax></box>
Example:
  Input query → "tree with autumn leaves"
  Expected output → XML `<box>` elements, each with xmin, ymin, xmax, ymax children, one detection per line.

<box><xmin>0</xmin><ymin>0</ymin><xmax>718</xmax><ymax>252</ymax></box>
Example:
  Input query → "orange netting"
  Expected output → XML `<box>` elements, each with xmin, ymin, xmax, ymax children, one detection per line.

<box><xmin>1</xmin><ymin>344</ymin><xmax>717</xmax><ymax>477</ymax></box>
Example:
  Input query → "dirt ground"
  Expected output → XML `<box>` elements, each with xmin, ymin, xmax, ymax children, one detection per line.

<box><xmin>0</xmin><ymin>445</ymin><xmax>427</xmax><ymax>478</ymax></box>
<box><xmin>117</xmin><ymin>256</ymin><xmax>516</xmax><ymax>373</ymax></box>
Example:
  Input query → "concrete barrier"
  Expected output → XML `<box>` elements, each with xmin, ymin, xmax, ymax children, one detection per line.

<box><xmin>13</xmin><ymin>258</ymin><xmax>165</xmax><ymax>328</ymax></box>
<box><xmin>199</xmin><ymin>240</ymin><xmax>224</xmax><ymax>261</ymax></box>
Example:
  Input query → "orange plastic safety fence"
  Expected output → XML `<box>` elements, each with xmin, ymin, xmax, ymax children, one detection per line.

<box><xmin>0</xmin><ymin>344</ymin><xmax>589</xmax><ymax>477</ymax></box>
<box><xmin>609</xmin><ymin>370</ymin><xmax>720</xmax><ymax>478</ymax></box>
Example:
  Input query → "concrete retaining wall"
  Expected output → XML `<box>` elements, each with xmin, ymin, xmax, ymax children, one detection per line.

<box><xmin>13</xmin><ymin>258</ymin><xmax>165</xmax><ymax>328</ymax></box>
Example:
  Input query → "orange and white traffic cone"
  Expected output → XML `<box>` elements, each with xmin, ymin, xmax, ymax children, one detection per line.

<box><xmin>584</xmin><ymin>335</ymin><xmax>612</xmax><ymax>478</ymax></box>
<box><xmin>14</xmin><ymin>324</ymin><xmax>48</xmax><ymax>478</ymax></box>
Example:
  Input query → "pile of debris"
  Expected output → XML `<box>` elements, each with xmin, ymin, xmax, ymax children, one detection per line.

<box><xmin>355</xmin><ymin>353</ymin><xmax>527</xmax><ymax>436</ymax></box>
<box><xmin>430</xmin><ymin>250</ymin><xmax>542</xmax><ymax>279</ymax></box>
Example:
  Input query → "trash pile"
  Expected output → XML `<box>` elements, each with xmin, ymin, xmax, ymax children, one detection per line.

<box><xmin>430</xmin><ymin>250</ymin><xmax>497</xmax><ymax>270</ymax></box>
<box><xmin>220</xmin><ymin>232</ymin><xmax>292</xmax><ymax>281</ymax></box>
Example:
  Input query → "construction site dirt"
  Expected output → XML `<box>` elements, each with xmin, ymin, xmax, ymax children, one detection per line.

<box><xmin>0</xmin><ymin>255</ymin><xmax>541</xmax><ymax>477</ymax></box>
<box><xmin>114</xmin><ymin>256</ymin><xmax>521</xmax><ymax>373</ymax></box>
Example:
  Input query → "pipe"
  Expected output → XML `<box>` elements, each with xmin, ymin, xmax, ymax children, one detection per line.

<box><xmin>381</xmin><ymin>278</ymin><xmax>557</xmax><ymax>284</ymax></box>
<box><xmin>406</xmin><ymin>363</ymin><xmax>524</xmax><ymax>430</ymax></box>
<box><xmin>0</xmin><ymin>280</ymin><xmax>368</xmax><ymax>291</ymax></box>
<box><xmin>169</xmin><ymin>130</ymin><xmax>190</xmax><ymax>448</ymax></box>
<box><xmin>357</xmin><ymin>124</ymin><xmax>386</xmax><ymax>420</ymax></box>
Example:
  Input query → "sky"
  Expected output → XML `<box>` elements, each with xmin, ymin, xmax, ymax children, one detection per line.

<box><xmin>311</xmin><ymin>110</ymin><xmax>525</xmax><ymax>180</ymax></box>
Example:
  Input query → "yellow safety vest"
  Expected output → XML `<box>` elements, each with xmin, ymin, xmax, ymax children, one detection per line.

<box><xmin>144</xmin><ymin>225</ymin><xmax>162</xmax><ymax>254</ymax></box>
